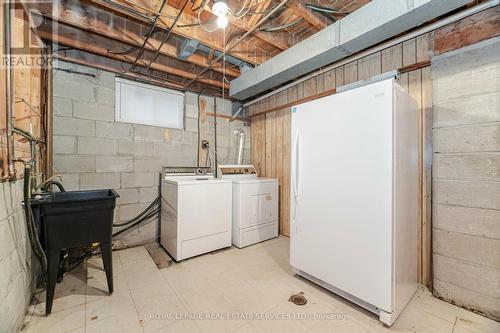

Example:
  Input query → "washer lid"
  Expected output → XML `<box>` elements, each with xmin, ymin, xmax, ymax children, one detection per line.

<box><xmin>163</xmin><ymin>176</ymin><xmax>232</xmax><ymax>185</ymax></box>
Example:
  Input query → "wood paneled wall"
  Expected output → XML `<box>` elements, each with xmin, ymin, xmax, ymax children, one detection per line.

<box><xmin>247</xmin><ymin>32</ymin><xmax>434</xmax><ymax>285</ymax></box>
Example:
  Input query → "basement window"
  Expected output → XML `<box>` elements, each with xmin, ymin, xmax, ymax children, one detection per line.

<box><xmin>115</xmin><ymin>77</ymin><xmax>184</xmax><ymax>129</ymax></box>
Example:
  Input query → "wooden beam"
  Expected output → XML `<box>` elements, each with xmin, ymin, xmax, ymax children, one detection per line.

<box><xmin>399</xmin><ymin>60</ymin><xmax>431</xmax><ymax>74</ymax></box>
<box><xmin>115</xmin><ymin>0</ymin><xmax>287</xmax><ymax>56</ymax></box>
<box><xmin>233</xmin><ymin>15</ymin><xmax>291</xmax><ymax>51</ymax></box>
<box><xmin>287</xmin><ymin>0</ymin><xmax>327</xmax><ymax>30</ymax></box>
<box><xmin>434</xmin><ymin>6</ymin><xmax>500</xmax><ymax>55</ymax></box>
<box><xmin>161</xmin><ymin>0</ymin><xmax>291</xmax><ymax>53</ymax></box>
<box><xmin>89</xmin><ymin>0</ymin><xmax>270</xmax><ymax>64</ymax></box>
<box><xmin>202</xmin><ymin>1</ymin><xmax>291</xmax><ymax>51</ymax></box>
<box><xmin>248</xmin><ymin>59</ymin><xmax>432</xmax><ymax>118</ymax></box>
<box><xmin>249</xmin><ymin>87</ymin><xmax>337</xmax><ymax>118</ymax></box>
<box><xmin>37</xmin><ymin>19</ymin><xmax>228</xmax><ymax>89</ymax></box>
<box><xmin>248</xmin><ymin>0</ymin><xmax>272</xmax><ymax>27</ymax></box>
<box><xmin>28</xmin><ymin>1</ymin><xmax>240</xmax><ymax>77</ymax></box>
<box><xmin>55</xmin><ymin>49</ymin><xmax>227</xmax><ymax>97</ymax></box>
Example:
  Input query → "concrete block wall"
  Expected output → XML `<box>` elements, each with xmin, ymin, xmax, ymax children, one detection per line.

<box><xmin>52</xmin><ymin>61</ymin><xmax>250</xmax><ymax>249</ymax></box>
<box><xmin>431</xmin><ymin>37</ymin><xmax>500</xmax><ymax>320</ymax></box>
<box><xmin>0</xmin><ymin>181</ymin><xmax>38</xmax><ymax>332</ymax></box>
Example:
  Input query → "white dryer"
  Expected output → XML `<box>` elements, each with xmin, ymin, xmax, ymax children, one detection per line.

<box><xmin>218</xmin><ymin>165</ymin><xmax>279</xmax><ymax>248</ymax></box>
<box><xmin>160</xmin><ymin>167</ymin><xmax>232</xmax><ymax>261</ymax></box>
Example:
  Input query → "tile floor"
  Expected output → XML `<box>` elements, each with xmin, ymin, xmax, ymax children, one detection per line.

<box><xmin>20</xmin><ymin>236</ymin><xmax>499</xmax><ymax>333</ymax></box>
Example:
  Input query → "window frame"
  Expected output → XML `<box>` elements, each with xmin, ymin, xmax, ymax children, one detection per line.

<box><xmin>115</xmin><ymin>77</ymin><xmax>185</xmax><ymax>129</ymax></box>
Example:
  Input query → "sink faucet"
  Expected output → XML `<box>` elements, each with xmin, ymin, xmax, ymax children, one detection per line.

<box><xmin>35</xmin><ymin>175</ymin><xmax>66</xmax><ymax>194</ymax></box>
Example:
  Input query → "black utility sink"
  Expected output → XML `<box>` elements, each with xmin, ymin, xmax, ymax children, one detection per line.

<box><xmin>31</xmin><ymin>189</ymin><xmax>119</xmax><ymax>315</ymax></box>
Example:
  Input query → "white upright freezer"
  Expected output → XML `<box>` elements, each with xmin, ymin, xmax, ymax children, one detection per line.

<box><xmin>290</xmin><ymin>76</ymin><xmax>418</xmax><ymax>326</ymax></box>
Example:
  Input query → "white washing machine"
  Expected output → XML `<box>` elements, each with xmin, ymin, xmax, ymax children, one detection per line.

<box><xmin>218</xmin><ymin>165</ymin><xmax>279</xmax><ymax>248</ymax></box>
<box><xmin>160</xmin><ymin>167</ymin><xmax>232</xmax><ymax>261</ymax></box>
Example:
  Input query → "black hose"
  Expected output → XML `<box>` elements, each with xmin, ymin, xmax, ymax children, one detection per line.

<box><xmin>40</xmin><ymin>180</ymin><xmax>66</xmax><ymax>193</ymax></box>
<box><xmin>112</xmin><ymin>208</ymin><xmax>159</xmax><ymax>238</ymax></box>
<box><xmin>112</xmin><ymin>195</ymin><xmax>160</xmax><ymax>227</ymax></box>
<box><xmin>23</xmin><ymin>164</ymin><xmax>47</xmax><ymax>280</ymax></box>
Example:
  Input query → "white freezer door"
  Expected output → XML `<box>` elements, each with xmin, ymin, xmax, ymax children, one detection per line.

<box><xmin>290</xmin><ymin>79</ymin><xmax>394</xmax><ymax>312</ymax></box>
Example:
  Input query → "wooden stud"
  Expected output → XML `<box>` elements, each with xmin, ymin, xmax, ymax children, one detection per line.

<box><xmin>434</xmin><ymin>6</ymin><xmax>500</xmax><ymax>55</ymax></box>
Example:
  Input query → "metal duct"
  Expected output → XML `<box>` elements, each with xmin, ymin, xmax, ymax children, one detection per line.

<box><xmin>230</xmin><ymin>0</ymin><xmax>471</xmax><ymax>100</ymax></box>
<box><xmin>178</xmin><ymin>39</ymin><xmax>200</xmax><ymax>60</ymax></box>
<box><xmin>196</xmin><ymin>43</ymin><xmax>253</xmax><ymax>69</ymax></box>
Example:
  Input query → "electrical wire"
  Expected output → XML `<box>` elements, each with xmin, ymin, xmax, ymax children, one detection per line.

<box><xmin>184</xmin><ymin>0</ymin><xmax>290</xmax><ymax>89</ymax></box>
<box><xmin>117</xmin><ymin>0</ymin><xmax>178</xmax><ymax>19</ymax></box>
<box><xmin>108</xmin><ymin>45</ymin><xmax>139</xmax><ymax>55</ymax></box>
<box><xmin>145</xmin><ymin>0</ymin><xmax>190</xmax><ymax>73</ymax></box>
<box><xmin>197</xmin><ymin>0</ymin><xmax>218</xmax><ymax>33</ymax></box>
<box><xmin>231</xmin><ymin>0</ymin><xmax>250</xmax><ymax>17</ymax></box>
<box><xmin>260</xmin><ymin>18</ymin><xmax>304</xmax><ymax>32</ymax></box>
<box><xmin>230</xmin><ymin>0</ymin><xmax>252</xmax><ymax>19</ymax></box>
<box><xmin>129</xmin><ymin>0</ymin><xmax>168</xmax><ymax>71</ymax></box>
<box><xmin>305</xmin><ymin>3</ymin><xmax>349</xmax><ymax>15</ymax></box>
<box><xmin>243</xmin><ymin>1</ymin><xmax>283</xmax><ymax>16</ymax></box>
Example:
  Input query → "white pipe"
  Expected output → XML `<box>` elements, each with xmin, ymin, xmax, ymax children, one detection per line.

<box><xmin>235</xmin><ymin>129</ymin><xmax>245</xmax><ymax>165</ymax></box>
<box><xmin>243</xmin><ymin>0</ymin><xmax>499</xmax><ymax>107</ymax></box>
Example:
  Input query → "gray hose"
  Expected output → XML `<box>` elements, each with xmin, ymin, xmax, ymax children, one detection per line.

<box><xmin>23</xmin><ymin>163</ymin><xmax>47</xmax><ymax>281</ymax></box>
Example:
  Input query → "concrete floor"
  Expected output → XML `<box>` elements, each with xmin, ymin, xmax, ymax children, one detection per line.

<box><xmin>21</xmin><ymin>236</ymin><xmax>499</xmax><ymax>333</ymax></box>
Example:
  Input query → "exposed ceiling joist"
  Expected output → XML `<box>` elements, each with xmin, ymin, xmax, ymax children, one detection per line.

<box><xmin>38</xmin><ymin>19</ymin><xmax>228</xmax><ymax>89</ymax></box>
<box><xmin>184</xmin><ymin>0</ymin><xmax>290</xmax><ymax>89</ymax></box>
<box><xmin>90</xmin><ymin>0</ymin><xmax>270</xmax><ymax>64</ymax></box>
<box><xmin>29</xmin><ymin>1</ymin><xmax>240</xmax><ymax>78</ymax></box>
<box><xmin>288</xmin><ymin>0</ymin><xmax>328</xmax><ymax>30</ymax></box>
<box><xmin>55</xmin><ymin>48</ymin><xmax>227</xmax><ymax>96</ymax></box>
<box><xmin>198</xmin><ymin>1</ymin><xmax>291</xmax><ymax>50</ymax></box>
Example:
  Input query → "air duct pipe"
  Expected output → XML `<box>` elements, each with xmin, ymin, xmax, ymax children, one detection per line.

<box><xmin>234</xmin><ymin>129</ymin><xmax>245</xmax><ymax>165</ymax></box>
<box><xmin>196</xmin><ymin>44</ymin><xmax>252</xmax><ymax>70</ymax></box>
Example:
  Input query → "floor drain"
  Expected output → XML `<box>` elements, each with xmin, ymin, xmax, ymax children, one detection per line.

<box><xmin>289</xmin><ymin>292</ymin><xmax>307</xmax><ymax>306</ymax></box>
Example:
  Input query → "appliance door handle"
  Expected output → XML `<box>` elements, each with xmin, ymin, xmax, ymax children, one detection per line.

<box><xmin>292</xmin><ymin>131</ymin><xmax>300</xmax><ymax>201</ymax></box>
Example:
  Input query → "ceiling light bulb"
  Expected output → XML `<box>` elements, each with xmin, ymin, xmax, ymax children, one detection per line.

<box><xmin>216</xmin><ymin>15</ymin><xmax>228</xmax><ymax>28</ymax></box>
<box><xmin>212</xmin><ymin>0</ymin><xmax>229</xmax><ymax>17</ymax></box>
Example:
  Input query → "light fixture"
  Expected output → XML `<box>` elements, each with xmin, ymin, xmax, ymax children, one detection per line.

<box><xmin>212</xmin><ymin>0</ymin><xmax>229</xmax><ymax>17</ymax></box>
<box><xmin>216</xmin><ymin>15</ymin><xmax>228</xmax><ymax>28</ymax></box>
